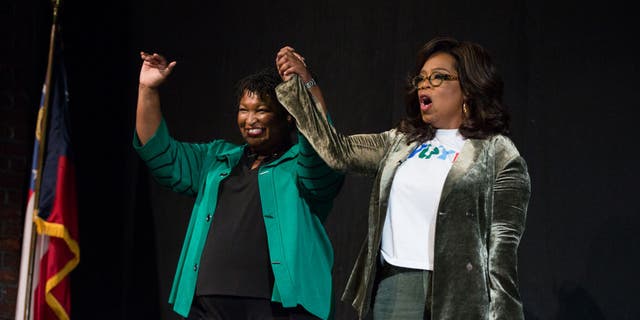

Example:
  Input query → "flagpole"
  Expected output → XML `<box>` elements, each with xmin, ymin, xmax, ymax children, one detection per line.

<box><xmin>20</xmin><ymin>0</ymin><xmax>62</xmax><ymax>318</ymax></box>
<box><xmin>33</xmin><ymin>0</ymin><xmax>61</xmax><ymax>217</ymax></box>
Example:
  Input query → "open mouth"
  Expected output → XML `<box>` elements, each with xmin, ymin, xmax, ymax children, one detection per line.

<box><xmin>419</xmin><ymin>94</ymin><xmax>432</xmax><ymax>111</ymax></box>
<box><xmin>246</xmin><ymin>128</ymin><xmax>265</xmax><ymax>137</ymax></box>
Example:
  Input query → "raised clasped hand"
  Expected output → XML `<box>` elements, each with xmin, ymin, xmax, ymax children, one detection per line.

<box><xmin>276</xmin><ymin>46</ymin><xmax>311</xmax><ymax>82</ymax></box>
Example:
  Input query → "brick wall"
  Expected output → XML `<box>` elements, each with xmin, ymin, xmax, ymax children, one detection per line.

<box><xmin>0</xmin><ymin>69</ymin><xmax>31</xmax><ymax>319</ymax></box>
<box><xmin>1</xmin><ymin>1</ymin><xmax>48</xmax><ymax>319</ymax></box>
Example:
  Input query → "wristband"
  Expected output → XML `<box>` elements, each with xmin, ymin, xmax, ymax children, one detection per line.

<box><xmin>304</xmin><ymin>78</ymin><xmax>317</xmax><ymax>89</ymax></box>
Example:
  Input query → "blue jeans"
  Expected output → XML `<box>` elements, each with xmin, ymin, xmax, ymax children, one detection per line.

<box><xmin>373</xmin><ymin>263</ymin><xmax>433</xmax><ymax>320</ymax></box>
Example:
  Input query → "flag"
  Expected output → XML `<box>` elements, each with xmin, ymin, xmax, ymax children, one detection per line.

<box><xmin>15</xmin><ymin>27</ymin><xmax>80</xmax><ymax>320</ymax></box>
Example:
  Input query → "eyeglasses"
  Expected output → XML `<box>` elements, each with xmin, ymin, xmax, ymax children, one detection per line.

<box><xmin>411</xmin><ymin>72</ymin><xmax>459</xmax><ymax>89</ymax></box>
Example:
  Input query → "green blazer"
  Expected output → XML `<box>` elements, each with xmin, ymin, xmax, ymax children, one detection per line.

<box><xmin>134</xmin><ymin>119</ymin><xmax>344</xmax><ymax>319</ymax></box>
<box><xmin>276</xmin><ymin>77</ymin><xmax>531</xmax><ymax>320</ymax></box>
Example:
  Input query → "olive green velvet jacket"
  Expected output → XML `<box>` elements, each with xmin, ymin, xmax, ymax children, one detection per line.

<box><xmin>276</xmin><ymin>77</ymin><xmax>531</xmax><ymax>320</ymax></box>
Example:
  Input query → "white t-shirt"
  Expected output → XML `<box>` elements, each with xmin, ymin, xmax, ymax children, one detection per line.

<box><xmin>380</xmin><ymin>129</ymin><xmax>465</xmax><ymax>270</ymax></box>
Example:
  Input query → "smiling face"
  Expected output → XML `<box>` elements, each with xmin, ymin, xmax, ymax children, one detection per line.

<box><xmin>237</xmin><ymin>90</ymin><xmax>292</xmax><ymax>155</ymax></box>
<box><xmin>416</xmin><ymin>52</ymin><xmax>465</xmax><ymax>129</ymax></box>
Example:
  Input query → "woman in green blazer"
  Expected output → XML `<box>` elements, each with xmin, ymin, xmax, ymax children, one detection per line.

<box><xmin>134</xmin><ymin>52</ymin><xmax>344</xmax><ymax>319</ymax></box>
<box><xmin>275</xmin><ymin>37</ymin><xmax>531</xmax><ymax>320</ymax></box>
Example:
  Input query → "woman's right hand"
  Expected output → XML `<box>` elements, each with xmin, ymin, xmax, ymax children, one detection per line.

<box><xmin>139</xmin><ymin>51</ymin><xmax>177</xmax><ymax>89</ymax></box>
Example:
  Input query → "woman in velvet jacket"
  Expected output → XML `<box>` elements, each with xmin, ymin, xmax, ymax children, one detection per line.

<box><xmin>274</xmin><ymin>37</ymin><xmax>531</xmax><ymax>320</ymax></box>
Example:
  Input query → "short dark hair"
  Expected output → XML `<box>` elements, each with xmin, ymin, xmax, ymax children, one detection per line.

<box><xmin>397</xmin><ymin>36</ymin><xmax>510</xmax><ymax>144</ymax></box>
<box><xmin>235</xmin><ymin>67</ymin><xmax>283</xmax><ymax>110</ymax></box>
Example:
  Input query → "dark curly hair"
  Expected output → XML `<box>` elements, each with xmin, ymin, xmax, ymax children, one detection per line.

<box><xmin>397</xmin><ymin>36</ymin><xmax>510</xmax><ymax>144</ymax></box>
<box><xmin>235</xmin><ymin>67</ymin><xmax>285</xmax><ymax>111</ymax></box>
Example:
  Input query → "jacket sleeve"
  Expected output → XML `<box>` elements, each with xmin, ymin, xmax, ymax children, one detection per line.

<box><xmin>488</xmin><ymin>137</ymin><xmax>531</xmax><ymax>319</ymax></box>
<box><xmin>133</xmin><ymin>118</ymin><xmax>214</xmax><ymax>196</ymax></box>
<box><xmin>276</xmin><ymin>76</ymin><xmax>390</xmax><ymax>176</ymax></box>
<box><xmin>295</xmin><ymin>131</ymin><xmax>345</xmax><ymax>205</ymax></box>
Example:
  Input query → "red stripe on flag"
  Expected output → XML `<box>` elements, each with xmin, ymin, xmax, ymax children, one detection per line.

<box><xmin>45</xmin><ymin>156</ymin><xmax>78</xmax><ymax>236</ymax></box>
<box><xmin>33</xmin><ymin>155</ymin><xmax>79</xmax><ymax>320</ymax></box>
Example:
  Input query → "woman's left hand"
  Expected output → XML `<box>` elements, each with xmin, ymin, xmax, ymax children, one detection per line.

<box><xmin>276</xmin><ymin>46</ymin><xmax>312</xmax><ymax>82</ymax></box>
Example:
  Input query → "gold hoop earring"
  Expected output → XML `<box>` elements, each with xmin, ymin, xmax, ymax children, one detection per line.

<box><xmin>462</xmin><ymin>102</ymin><xmax>470</xmax><ymax>117</ymax></box>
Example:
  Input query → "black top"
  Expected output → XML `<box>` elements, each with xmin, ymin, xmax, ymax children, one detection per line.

<box><xmin>196</xmin><ymin>149</ymin><xmax>285</xmax><ymax>298</ymax></box>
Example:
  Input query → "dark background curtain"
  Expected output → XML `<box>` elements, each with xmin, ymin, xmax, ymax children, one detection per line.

<box><xmin>21</xmin><ymin>0</ymin><xmax>638</xmax><ymax>319</ymax></box>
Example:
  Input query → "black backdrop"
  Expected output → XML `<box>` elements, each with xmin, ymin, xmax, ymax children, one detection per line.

<box><xmin>24</xmin><ymin>0</ymin><xmax>639</xmax><ymax>319</ymax></box>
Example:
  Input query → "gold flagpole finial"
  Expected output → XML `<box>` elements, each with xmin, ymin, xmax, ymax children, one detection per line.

<box><xmin>52</xmin><ymin>0</ymin><xmax>61</xmax><ymax>24</ymax></box>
